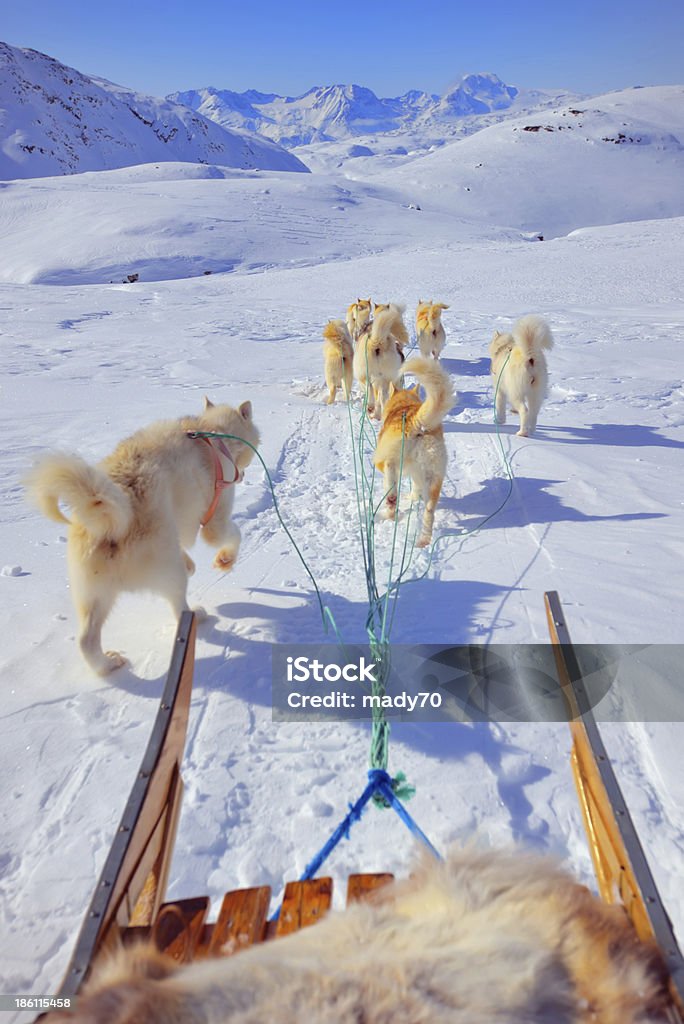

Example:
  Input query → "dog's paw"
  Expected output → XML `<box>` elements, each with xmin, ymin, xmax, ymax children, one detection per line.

<box><xmin>214</xmin><ymin>548</ymin><xmax>238</xmax><ymax>572</ymax></box>
<box><xmin>516</xmin><ymin>428</ymin><xmax>529</xmax><ymax>437</ymax></box>
<box><xmin>191</xmin><ymin>604</ymin><xmax>208</xmax><ymax>622</ymax></box>
<box><xmin>99</xmin><ymin>651</ymin><xmax>127</xmax><ymax>674</ymax></box>
<box><xmin>183</xmin><ymin>553</ymin><xmax>196</xmax><ymax>576</ymax></box>
<box><xmin>416</xmin><ymin>534</ymin><xmax>432</xmax><ymax>549</ymax></box>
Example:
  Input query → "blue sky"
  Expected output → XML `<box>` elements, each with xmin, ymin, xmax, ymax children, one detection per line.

<box><xmin>3</xmin><ymin>0</ymin><xmax>683</xmax><ymax>98</ymax></box>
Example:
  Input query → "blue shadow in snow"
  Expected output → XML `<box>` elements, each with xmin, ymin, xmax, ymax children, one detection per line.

<box><xmin>441</xmin><ymin>356</ymin><xmax>490</xmax><ymax>378</ymax></box>
<box><xmin>541</xmin><ymin>423</ymin><xmax>684</xmax><ymax>449</ymax></box>
<box><xmin>442</xmin><ymin>476</ymin><xmax>666</xmax><ymax>530</ymax></box>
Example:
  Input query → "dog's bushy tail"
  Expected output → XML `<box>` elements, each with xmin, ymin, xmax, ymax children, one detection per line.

<box><xmin>323</xmin><ymin>319</ymin><xmax>353</xmax><ymax>349</ymax></box>
<box><xmin>371</xmin><ymin>305</ymin><xmax>408</xmax><ymax>350</ymax></box>
<box><xmin>403</xmin><ymin>356</ymin><xmax>455</xmax><ymax>431</ymax></box>
<box><xmin>511</xmin><ymin>315</ymin><xmax>554</xmax><ymax>360</ymax></box>
<box><xmin>25</xmin><ymin>452</ymin><xmax>133</xmax><ymax>541</ymax></box>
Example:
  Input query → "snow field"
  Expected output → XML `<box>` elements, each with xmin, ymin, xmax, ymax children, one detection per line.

<box><xmin>1</xmin><ymin>106</ymin><xmax>683</xmax><ymax>1014</ymax></box>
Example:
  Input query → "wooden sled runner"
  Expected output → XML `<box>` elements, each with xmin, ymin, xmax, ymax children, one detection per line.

<box><xmin>47</xmin><ymin>599</ymin><xmax>684</xmax><ymax>1021</ymax></box>
<box><xmin>49</xmin><ymin>611</ymin><xmax>394</xmax><ymax>1007</ymax></box>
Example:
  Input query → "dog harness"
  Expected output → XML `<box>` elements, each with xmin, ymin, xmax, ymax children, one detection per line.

<box><xmin>188</xmin><ymin>433</ymin><xmax>243</xmax><ymax>527</ymax></box>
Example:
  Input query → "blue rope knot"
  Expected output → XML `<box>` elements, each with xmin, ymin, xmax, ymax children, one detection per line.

<box><xmin>297</xmin><ymin>769</ymin><xmax>441</xmax><ymax>887</ymax></box>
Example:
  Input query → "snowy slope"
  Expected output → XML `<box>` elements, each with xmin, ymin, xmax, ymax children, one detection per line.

<box><xmin>365</xmin><ymin>85</ymin><xmax>684</xmax><ymax>236</ymax></box>
<box><xmin>1</xmin><ymin>78</ymin><xmax>683</xmax><ymax>1023</ymax></box>
<box><xmin>0</xmin><ymin>41</ymin><xmax>307</xmax><ymax>179</ymax></box>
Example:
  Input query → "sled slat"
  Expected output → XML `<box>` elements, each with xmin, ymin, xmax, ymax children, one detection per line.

<box><xmin>346</xmin><ymin>873</ymin><xmax>394</xmax><ymax>903</ymax></box>
<box><xmin>209</xmin><ymin>886</ymin><xmax>271</xmax><ymax>956</ymax></box>
<box><xmin>152</xmin><ymin>897</ymin><xmax>210</xmax><ymax>962</ymax></box>
<box><xmin>276</xmin><ymin>878</ymin><xmax>332</xmax><ymax>937</ymax></box>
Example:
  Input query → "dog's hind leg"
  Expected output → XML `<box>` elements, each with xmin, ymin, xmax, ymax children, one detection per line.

<box><xmin>156</xmin><ymin>553</ymin><xmax>200</xmax><ymax>622</ymax></box>
<box><xmin>520</xmin><ymin>386</ymin><xmax>542</xmax><ymax>436</ymax></box>
<box><xmin>343</xmin><ymin>362</ymin><xmax>353</xmax><ymax>402</ymax></box>
<box><xmin>494</xmin><ymin>381</ymin><xmax>507</xmax><ymax>424</ymax></box>
<box><xmin>418</xmin><ymin>477</ymin><xmax>443</xmax><ymax>548</ymax></box>
<box><xmin>77</xmin><ymin>596</ymin><xmax>125</xmax><ymax>675</ymax></box>
<box><xmin>381</xmin><ymin>463</ymin><xmax>400</xmax><ymax>520</ymax></box>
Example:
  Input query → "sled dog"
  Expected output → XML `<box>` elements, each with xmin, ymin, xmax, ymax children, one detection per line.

<box><xmin>373</xmin><ymin>301</ymin><xmax>409</xmax><ymax>351</ymax></box>
<box><xmin>345</xmin><ymin>298</ymin><xmax>372</xmax><ymax>341</ymax></box>
<box><xmin>416</xmin><ymin>300</ymin><xmax>449</xmax><ymax>359</ymax></box>
<box><xmin>25</xmin><ymin>398</ymin><xmax>260</xmax><ymax>675</ymax></box>
<box><xmin>322</xmin><ymin>319</ymin><xmax>354</xmax><ymax>404</ymax></box>
<box><xmin>62</xmin><ymin>846</ymin><xmax>669</xmax><ymax>1024</ymax></box>
<box><xmin>374</xmin><ymin>356</ymin><xmax>454</xmax><ymax>546</ymax></box>
<box><xmin>489</xmin><ymin>314</ymin><xmax>554</xmax><ymax>436</ymax></box>
<box><xmin>353</xmin><ymin>306</ymin><xmax>406</xmax><ymax>419</ymax></box>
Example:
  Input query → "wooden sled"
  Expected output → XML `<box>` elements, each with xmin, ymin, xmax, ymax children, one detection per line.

<box><xmin>545</xmin><ymin>591</ymin><xmax>684</xmax><ymax>1021</ymax></box>
<box><xmin>47</xmin><ymin>601</ymin><xmax>683</xmax><ymax>1022</ymax></box>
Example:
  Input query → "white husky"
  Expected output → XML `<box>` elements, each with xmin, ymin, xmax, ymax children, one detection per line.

<box><xmin>489</xmin><ymin>314</ymin><xmax>554</xmax><ymax>436</ymax></box>
<box><xmin>24</xmin><ymin>398</ymin><xmax>260</xmax><ymax>675</ymax></box>
<box><xmin>353</xmin><ymin>305</ymin><xmax>406</xmax><ymax>419</ymax></box>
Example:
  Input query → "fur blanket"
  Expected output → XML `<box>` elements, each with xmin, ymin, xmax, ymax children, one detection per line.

<box><xmin>61</xmin><ymin>847</ymin><xmax>670</xmax><ymax>1023</ymax></box>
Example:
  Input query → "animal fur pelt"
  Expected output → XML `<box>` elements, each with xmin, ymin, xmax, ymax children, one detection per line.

<box><xmin>56</xmin><ymin>846</ymin><xmax>669</xmax><ymax>1023</ymax></box>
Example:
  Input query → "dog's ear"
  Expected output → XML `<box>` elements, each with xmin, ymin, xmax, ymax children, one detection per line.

<box><xmin>437</xmin><ymin>303</ymin><xmax>449</xmax><ymax>310</ymax></box>
<box><xmin>238</xmin><ymin>401</ymin><xmax>252</xmax><ymax>420</ymax></box>
<box><xmin>492</xmin><ymin>330</ymin><xmax>501</xmax><ymax>339</ymax></box>
<box><xmin>203</xmin><ymin>396</ymin><xmax>215</xmax><ymax>411</ymax></box>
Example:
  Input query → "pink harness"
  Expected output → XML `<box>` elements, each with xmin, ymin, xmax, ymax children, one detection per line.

<box><xmin>188</xmin><ymin>433</ymin><xmax>243</xmax><ymax>526</ymax></box>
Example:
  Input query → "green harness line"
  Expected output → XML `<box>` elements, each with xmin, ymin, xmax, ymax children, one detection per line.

<box><xmin>190</xmin><ymin>348</ymin><xmax>515</xmax><ymax>807</ymax></box>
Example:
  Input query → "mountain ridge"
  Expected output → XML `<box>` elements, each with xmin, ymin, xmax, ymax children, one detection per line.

<box><xmin>0</xmin><ymin>41</ymin><xmax>308</xmax><ymax>180</ymax></box>
<box><xmin>169</xmin><ymin>72</ymin><xmax>533</xmax><ymax>147</ymax></box>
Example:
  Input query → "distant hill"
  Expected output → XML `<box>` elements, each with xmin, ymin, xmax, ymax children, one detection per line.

<box><xmin>377</xmin><ymin>85</ymin><xmax>684</xmax><ymax>236</ymax></box>
<box><xmin>0</xmin><ymin>41</ymin><xmax>308</xmax><ymax>179</ymax></box>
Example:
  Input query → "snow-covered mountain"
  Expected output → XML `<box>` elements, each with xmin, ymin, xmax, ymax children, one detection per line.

<box><xmin>0</xmin><ymin>41</ymin><xmax>308</xmax><ymax>179</ymax></box>
<box><xmin>170</xmin><ymin>73</ymin><xmax>547</xmax><ymax>148</ymax></box>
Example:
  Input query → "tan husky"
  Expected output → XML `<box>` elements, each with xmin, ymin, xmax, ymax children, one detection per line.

<box><xmin>416</xmin><ymin>300</ymin><xmax>449</xmax><ymax>358</ymax></box>
<box><xmin>490</xmin><ymin>314</ymin><xmax>554</xmax><ymax>436</ymax></box>
<box><xmin>374</xmin><ymin>356</ymin><xmax>454</xmax><ymax>546</ymax></box>
<box><xmin>322</xmin><ymin>319</ymin><xmax>354</xmax><ymax>404</ymax></box>
<box><xmin>353</xmin><ymin>306</ymin><xmax>406</xmax><ymax>419</ymax></box>
<box><xmin>24</xmin><ymin>399</ymin><xmax>260</xmax><ymax>675</ymax></box>
<box><xmin>345</xmin><ymin>298</ymin><xmax>372</xmax><ymax>341</ymax></box>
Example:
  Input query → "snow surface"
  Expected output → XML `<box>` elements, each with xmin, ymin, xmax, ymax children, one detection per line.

<box><xmin>0</xmin><ymin>64</ymin><xmax>683</xmax><ymax>1021</ymax></box>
